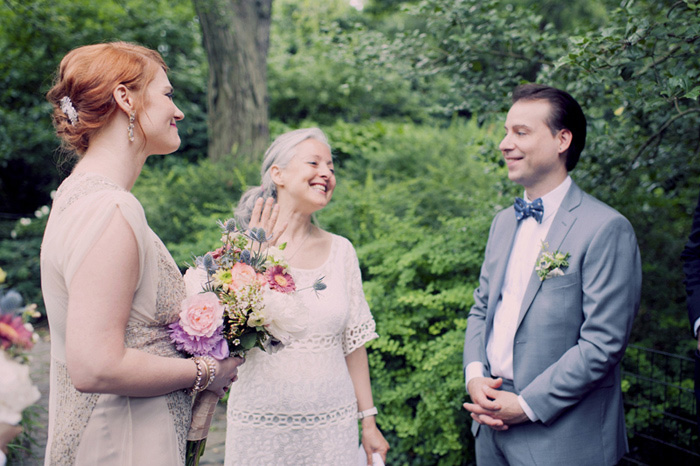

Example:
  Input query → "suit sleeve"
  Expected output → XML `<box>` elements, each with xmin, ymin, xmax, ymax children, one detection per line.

<box><xmin>681</xmin><ymin>191</ymin><xmax>700</xmax><ymax>335</ymax></box>
<box><xmin>463</xmin><ymin>213</ymin><xmax>502</xmax><ymax>374</ymax></box>
<box><xmin>520</xmin><ymin>215</ymin><xmax>641</xmax><ymax>424</ymax></box>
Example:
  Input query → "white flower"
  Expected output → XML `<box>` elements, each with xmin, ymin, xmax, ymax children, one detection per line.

<box><xmin>247</xmin><ymin>309</ymin><xmax>268</xmax><ymax>327</ymax></box>
<box><xmin>260</xmin><ymin>290</ymin><xmax>308</xmax><ymax>345</ymax></box>
<box><xmin>0</xmin><ymin>351</ymin><xmax>41</xmax><ymax>425</ymax></box>
<box><xmin>183</xmin><ymin>266</ymin><xmax>209</xmax><ymax>297</ymax></box>
<box><xmin>264</xmin><ymin>246</ymin><xmax>287</xmax><ymax>266</ymax></box>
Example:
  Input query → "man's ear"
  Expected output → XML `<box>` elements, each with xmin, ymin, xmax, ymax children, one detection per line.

<box><xmin>557</xmin><ymin>129</ymin><xmax>573</xmax><ymax>154</ymax></box>
<box><xmin>270</xmin><ymin>165</ymin><xmax>284</xmax><ymax>187</ymax></box>
<box><xmin>113</xmin><ymin>84</ymin><xmax>134</xmax><ymax>115</ymax></box>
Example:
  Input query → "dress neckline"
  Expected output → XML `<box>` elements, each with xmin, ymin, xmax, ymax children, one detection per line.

<box><xmin>67</xmin><ymin>171</ymin><xmax>127</xmax><ymax>191</ymax></box>
<box><xmin>289</xmin><ymin>234</ymin><xmax>337</xmax><ymax>273</ymax></box>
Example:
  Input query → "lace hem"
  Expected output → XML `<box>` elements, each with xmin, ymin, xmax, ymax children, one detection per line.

<box><xmin>228</xmin><ymin>401</ymin><xmax>357</xmax><ymax>429</ymax></box>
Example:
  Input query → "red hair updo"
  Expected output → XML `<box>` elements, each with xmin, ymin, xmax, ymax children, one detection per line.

<box><xmin>46</xmin><ymin>41</ymin><xmax>168</xmax><ymax>157</ymax></box>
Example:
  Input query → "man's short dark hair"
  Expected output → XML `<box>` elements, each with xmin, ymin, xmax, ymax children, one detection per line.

<box><xmin>512</xmin><ymin>84</ymin><xmax>587</xmax><ymax>171</ymax></box>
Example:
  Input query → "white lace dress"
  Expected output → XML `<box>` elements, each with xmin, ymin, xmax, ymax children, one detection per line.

<box><xmin>224</xmin><ymin>234</ymin><xmax>378</xmax><ymax>465</ymax></box>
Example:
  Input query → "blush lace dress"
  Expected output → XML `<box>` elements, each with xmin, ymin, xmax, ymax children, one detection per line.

<box><xmin>40</xmin><ymin>173</ymin><xmax>191</xmax><ymax>465</ymax></box>
<box><xmin>224</xmin><ymin>234</ymin><xmax>378</xmax><ymax>465</ymax></box>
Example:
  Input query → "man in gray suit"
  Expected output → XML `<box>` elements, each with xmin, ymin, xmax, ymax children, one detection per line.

<box><xmin>463</xmin><ymin>84</ymin><xmax>641</xmax><ymax>465</ymax></box>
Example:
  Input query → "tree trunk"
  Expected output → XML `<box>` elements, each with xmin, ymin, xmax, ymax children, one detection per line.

<box><xmin>193</xmin><ymin>0</ymin><xmax>271</xmax><ymax>162</ymax></box>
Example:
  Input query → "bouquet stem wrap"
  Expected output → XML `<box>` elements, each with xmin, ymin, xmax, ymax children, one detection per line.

<box><xmin>187</xmin><ymin>390</ymin><xmax>218</xmax><ymax>441</ymax></box>
<box><xmin>185</xmin><ymin>391</ymin><xmax>218</xmax><ymax>466</ymax></box>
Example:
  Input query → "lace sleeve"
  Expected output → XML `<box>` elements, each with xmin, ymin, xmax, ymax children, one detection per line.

<box><xmin>341</xmin><ymin>238</ymin><xmax>378</xmax><ymax>356</ymax></box>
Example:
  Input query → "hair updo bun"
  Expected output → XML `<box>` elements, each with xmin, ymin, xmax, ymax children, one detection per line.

<box><xmin>46</xmin><ymin>41</ymin><xmax>167</xmax><ymax>158</ymax></box>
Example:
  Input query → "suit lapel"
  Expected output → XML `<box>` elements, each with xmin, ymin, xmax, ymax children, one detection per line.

<box><xmin>516</xmin><ymin>182</ymin><xmax>582</xmax><ymax>328</ymax></box>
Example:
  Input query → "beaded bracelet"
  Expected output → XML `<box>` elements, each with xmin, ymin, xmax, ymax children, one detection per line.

<box><xmin>189</xmin><ymin>357</ymin><xmax>207</xmax><ymax>395</ymax></box>
<box><xmin>200</xmin><ymin>355</ymin><xmax>217</xmax><ymax>391</ymax></box>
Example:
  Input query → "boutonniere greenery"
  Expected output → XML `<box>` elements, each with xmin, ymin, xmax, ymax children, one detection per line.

<box><xmin>535</xmin><ymin>241</ymin><xmax>570</xmax><ymax>281</ymax></box>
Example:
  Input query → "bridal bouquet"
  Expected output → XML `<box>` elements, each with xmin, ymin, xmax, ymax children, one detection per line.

<box><xmin>169</xmin><ymin>220</ymin><xmax>324</xmax><ymax>466</ymax></box>
<box><xmin>0</xmin><ymin>268</ymin><xmax>41</xmax><ymax>459</ymax></box>
<box><xmin>0</xmin><ymin>267</ymin><xmax>39</xmax><ymax>361</ymax></box>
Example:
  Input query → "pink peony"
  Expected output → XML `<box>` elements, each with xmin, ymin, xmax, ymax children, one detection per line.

<box><xmin>265</xmin><ymin>265</ymin><xmax>296</xmax><ymax>293</ymax></box>
<box><xmin>229</xmin><ymin>262</ymin><xmax>258</xmax><ymax>290</ymax></box>
<box><xmin>179</xmin><ymin>292</ymin><xmax>224</xmax><ymax>338</ymax></box>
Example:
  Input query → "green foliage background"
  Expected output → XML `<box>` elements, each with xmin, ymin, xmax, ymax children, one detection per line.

<box><xmin>1</xmin><ymin>0</ymin><xmax>699</xmax><ymax>463</ymax></box>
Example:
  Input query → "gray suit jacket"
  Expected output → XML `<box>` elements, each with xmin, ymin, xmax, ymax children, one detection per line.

<box><xmin>463</xmin><ymin>181</ymin><xmax>641</xmax><ymax>465</ymax></box>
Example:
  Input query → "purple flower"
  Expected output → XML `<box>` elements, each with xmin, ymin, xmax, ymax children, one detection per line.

<box><xmin>169</xmin><ymin>321</ymin><xmax>228</xmax><ymax>360</ymax></box>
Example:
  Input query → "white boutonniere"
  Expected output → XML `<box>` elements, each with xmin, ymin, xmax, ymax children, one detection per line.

<box><xmin>535</xmin><ymin>241</ymin><xmax>570</xmax><ymax>281</ymax></box>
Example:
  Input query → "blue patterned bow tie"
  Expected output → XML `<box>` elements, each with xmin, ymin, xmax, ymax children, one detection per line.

<box><xmin>514</xmin><ymin>197</ymin><xmax>544</xmax><ymax>223</ymax></box>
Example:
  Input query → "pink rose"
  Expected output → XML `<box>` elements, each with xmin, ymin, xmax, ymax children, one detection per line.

<box><xmin>179</xmin><ymin>292</ymin><xmax>224</xmax><ymax>338</ymax></box>
<box><xmin>229</xmin><ymin>262</ymin><xmax>258</xmax><ymax>290</ymax></box>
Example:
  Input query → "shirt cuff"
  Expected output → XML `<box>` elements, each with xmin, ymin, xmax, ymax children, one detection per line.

<box><xmin>518</xmin><ymin>395</ymin><xmax>538</xmax><ymax>422</ymax></box>
<box><xmin>694</xmin><ymin>318</ymin><xmax>700</xmax><ymax>338</ymax></box>
<box><xmin>465</xmin><ymin>362</ymin><xmax>487</xmax><ymax>394</ymax></box>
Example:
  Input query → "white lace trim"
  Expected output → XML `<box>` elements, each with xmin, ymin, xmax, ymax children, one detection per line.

<box><xmin>228</xmin><ymin>401</ymin><xmax>357</xmax><ymax>429</ymax></box>
<box><xmin>288</xmin><ymin>333</ymin><xmax>342</xmax><ymax>351</ymax></box>
<box><xmin>343</xmin><ymin>318</ymin><xmax>378</xmax><ymax>355</ymax></box>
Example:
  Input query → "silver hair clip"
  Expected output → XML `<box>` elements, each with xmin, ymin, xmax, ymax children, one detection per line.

<box><xmin>60</xmin><ymin>96</ymin><xmax>79</xmax><ymax>126</ymax></box>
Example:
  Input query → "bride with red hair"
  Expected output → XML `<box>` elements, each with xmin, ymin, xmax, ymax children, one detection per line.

<box><xmin>41</xmin><ymin>42</ymin><xmax>243</xmax><ymax>465</ymax></box>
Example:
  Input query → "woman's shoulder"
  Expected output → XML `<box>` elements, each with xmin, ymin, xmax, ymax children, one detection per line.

<box><xmin>55</xmin><ymin>173</ymin><xmax>143</xmax><ymax>215</ymax></box>
<box><xmin>321</xmin><ymin>232</ymin><xmax>362</xmax><ymax>265</ymax></box>
<box><xmin>322</xmin><ymin>231</ymin><xmax>354</xmax><ymax>251</ymax></box>
<box><xmin>48</xmin><ymin>173</ymin><xmax>149</xmax><ymax>242</ymax></box>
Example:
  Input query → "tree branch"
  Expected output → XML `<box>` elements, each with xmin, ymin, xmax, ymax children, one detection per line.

<box><xmin>628</xmin><ymin>107</ymin><xmax>700</xmax><ymax>170</ymax></box>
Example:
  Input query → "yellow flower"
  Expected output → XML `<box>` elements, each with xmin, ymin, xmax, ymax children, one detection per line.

<box><xmin>0</xmin><ymin>267</ymin><xmax>5</xmax><ymax>284</ymax></box>
<box><xmin>213</xmin><ymin>269</ymin><xmax>233</xmax><ymax>288</ymax></box>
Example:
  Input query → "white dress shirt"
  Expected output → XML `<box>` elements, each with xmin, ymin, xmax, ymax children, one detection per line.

<box><xmin>466</xmin><ymin>176</ymin><xmax>572</xmax><ymax>421</ymax></box>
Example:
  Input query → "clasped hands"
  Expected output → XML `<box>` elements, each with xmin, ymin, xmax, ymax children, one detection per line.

<box><xmin>462</xmin><ymin>377</ymin><xmax>529</xmax><ymax>431</ymax></box>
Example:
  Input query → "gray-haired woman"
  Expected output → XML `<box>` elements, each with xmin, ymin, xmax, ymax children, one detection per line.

<box><xmin>225</xmin><ymin>128</ymin><xmax>389</xmax><ymax>465</ymax></box>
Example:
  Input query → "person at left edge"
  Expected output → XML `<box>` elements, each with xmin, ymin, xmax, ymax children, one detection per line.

<box><xmin>40</xmin><ymin>42</ymin><xmax>244</xmax><ymax>466</ymax></box>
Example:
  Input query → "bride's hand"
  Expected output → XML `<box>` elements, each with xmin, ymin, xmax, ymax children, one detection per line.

<box><xmin>206</xmin><ymin>356</ymin><xmax>245</xmax><ymax>398</ymax></box>
<box><xmin>249</xmin><ymin>197</ymin><xmax>287</xmax><ymax>245</ymax></box>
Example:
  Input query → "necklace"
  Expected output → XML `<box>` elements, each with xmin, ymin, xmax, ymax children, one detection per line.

<box><xmin>285</xmin><ymin>226</ymin><xmax>313</xmax><ymax>262</ymax></box>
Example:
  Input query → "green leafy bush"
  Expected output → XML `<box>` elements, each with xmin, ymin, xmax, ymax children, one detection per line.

<box><xmin>133</xmin><ymin>157</ymin><xmax>254</xmax><ymax>268</ymax></box>
<box><xmin>0</xmin><ymin>209</ymin><xmax>49</xmax><ymax>316</ymax></box>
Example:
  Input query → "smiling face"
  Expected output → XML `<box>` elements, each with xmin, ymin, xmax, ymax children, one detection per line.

<box><xmin>499</xmin><ymin>99</ymin><xmax>570</xmax><ymax>199</ymax></box>
<box><xmin>138</xmin><ymin>67</ymin><xmax>184</xmax><ymax>156</ymax></box>
<box><xmin>273</xmin><ymin>138</ymin><xmax>336</xmax><ymax>213</ymax></box>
